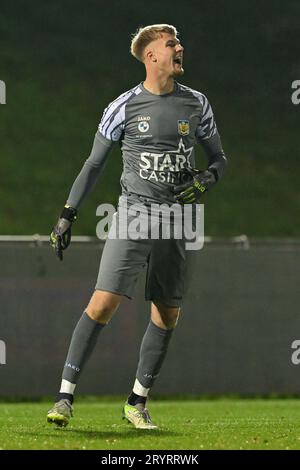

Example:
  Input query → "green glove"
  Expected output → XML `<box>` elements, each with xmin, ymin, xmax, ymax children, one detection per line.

<box><xmin>50</xmin><ymin>205</ymin><xmax>77</xmax><ymax>261</ymax></box>
<box><xmin>173</xmin><ymin>168</ymin><xmax>217</xmax><ymax>204</ymax></box>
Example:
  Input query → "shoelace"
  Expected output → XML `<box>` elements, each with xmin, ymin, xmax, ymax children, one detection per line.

<box><xmin>140</xmin><ymin>408</ymin><xmax>152</xmax><ymax>423</ymax></box>
<box><xmin>57</xmin><ymin>400</ymin><xmax>73</xmax><ymax>415</ymax></box>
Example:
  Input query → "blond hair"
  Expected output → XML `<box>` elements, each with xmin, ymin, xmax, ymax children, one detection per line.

<box><xmin>130</xmin><ymin>24</ymin><xmax>178</xmax><ymax>62</ymax></box>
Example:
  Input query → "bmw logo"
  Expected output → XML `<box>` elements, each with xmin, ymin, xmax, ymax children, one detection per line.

<box><xmin>138</xmin><ymin>121</ymin><xmax>150</xmax><ymax>133</ymax></box>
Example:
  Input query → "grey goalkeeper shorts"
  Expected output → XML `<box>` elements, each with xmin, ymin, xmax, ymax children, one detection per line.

<box><xmin>95</xmin><ymin>205</ymin><xmax>195</xmax><ymax>307</ymax></box>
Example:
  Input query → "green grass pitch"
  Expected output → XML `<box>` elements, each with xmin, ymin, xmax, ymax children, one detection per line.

<box><xmin>1</xmin><ymin>399</ymin><xmax>300</xmax><ymax>450</ymax></box>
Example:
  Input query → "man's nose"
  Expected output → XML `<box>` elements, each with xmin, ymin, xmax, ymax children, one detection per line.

<box><xmin>176</xmin><ymin>44</ymin><xmax>184</xmax><ymax>53</ymax></box>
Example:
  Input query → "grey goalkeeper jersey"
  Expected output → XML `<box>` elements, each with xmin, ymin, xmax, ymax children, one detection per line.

<box><xmin>67</xmin><ymin>81</ymin><xmax>227</xmax><ymax>208</ymax></box>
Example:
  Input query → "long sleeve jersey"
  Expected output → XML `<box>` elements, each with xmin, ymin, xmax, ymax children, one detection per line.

<box><xmin>67</xmin><ymin>81</ymin><xmax>227</xmax><ymax>209</ymax></box>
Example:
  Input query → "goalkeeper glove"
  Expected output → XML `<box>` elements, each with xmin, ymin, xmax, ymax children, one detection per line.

<box><xmin>173</xmin><ymin>168</ymin><xmax>217</xmax><ymax>204</ymax></box>
<box><xmin>50</xmin><ymin>205</ymin><xmax>77</xmax><ymax>261</ymax></box>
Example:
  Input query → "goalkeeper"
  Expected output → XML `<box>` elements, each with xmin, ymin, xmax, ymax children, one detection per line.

<box><xmin>47</xmin><ymin>23</ymin><xmax>227</xmax><ymax>430</ymax></box>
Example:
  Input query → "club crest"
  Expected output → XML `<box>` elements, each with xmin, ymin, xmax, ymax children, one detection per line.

<box><xmin>178</xmin><ymin>120</ymin><xmax>190</xmax><ymax>136</ymax></box>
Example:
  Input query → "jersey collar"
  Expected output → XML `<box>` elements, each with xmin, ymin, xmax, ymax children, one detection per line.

<box><xmin>140</xmin><ymin>81</ymin><xmax>178</xmax><ymax>97</ymax></box>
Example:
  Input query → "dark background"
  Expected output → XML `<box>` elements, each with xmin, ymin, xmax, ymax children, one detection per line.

<box><xmin>1</xmin><ymin>0</ymin><xmax>299</xmax><ymax>236</ymax></box>
<box><xmin>0</xmin><ymin>0</ymin><xmax>300</xmax><ymax>398</ymax></box>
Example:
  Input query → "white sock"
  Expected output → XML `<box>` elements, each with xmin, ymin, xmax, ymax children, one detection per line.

<box><xmin>133</xmin><ymin>378</ymin><xmax>150</xmax><ymax>397</ymax></box>
<box><xmin>59</xmin><ymin>379</ymin><xmax>76</xmax><ymax>395</ymax></box>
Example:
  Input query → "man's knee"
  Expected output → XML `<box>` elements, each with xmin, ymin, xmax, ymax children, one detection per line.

<box><xmin>151</xmin><ymin>301</ymin><xmax>181</xmax><ymax>330</ymax></box>
<box><xmin>166</xmin><ymin>308</ymin><xmax>180</xmax><ymax>329</ymax></box>
<box><xmin>85</xmin><ymin>290</ymin><xmax>122</xmax><ymax>324</ymax></box>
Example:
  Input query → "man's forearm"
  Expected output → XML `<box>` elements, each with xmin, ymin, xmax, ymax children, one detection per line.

<box><xmin>200</xmin><ymin>131</ymin><xmax>227</xmax><ymax>181</ymax></box>
<box><xmin>67</xmin><ymin>131</ymin><xmax>114</xmax><ymax>209</ymax></box>
<box><xmin>207</xmin><ymin>151</ymin><xmax>227</xmax><ymax>181</ymax></box>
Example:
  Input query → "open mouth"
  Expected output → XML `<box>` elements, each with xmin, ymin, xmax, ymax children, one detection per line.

<box><xmin>173</xmin><ymin>57</ymin><xmax>183</xmax><ymax>65</ymax></box>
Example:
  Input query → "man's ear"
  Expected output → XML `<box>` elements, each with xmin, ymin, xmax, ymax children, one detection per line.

<box><xmin>145</xmin><ymin>49</ymin><xmax>157</xmax><ymax>63</ymax></box>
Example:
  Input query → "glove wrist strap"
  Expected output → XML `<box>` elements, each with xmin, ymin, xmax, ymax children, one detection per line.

<box><xmin>207</xmin><ymin>167</ymin><xmax>219</xmax><ymax>182</ymax></box>
<box><xmin>60</xmin><ymin>205</ymin><xmax>77</xmax><ymax>222</ymax></box>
